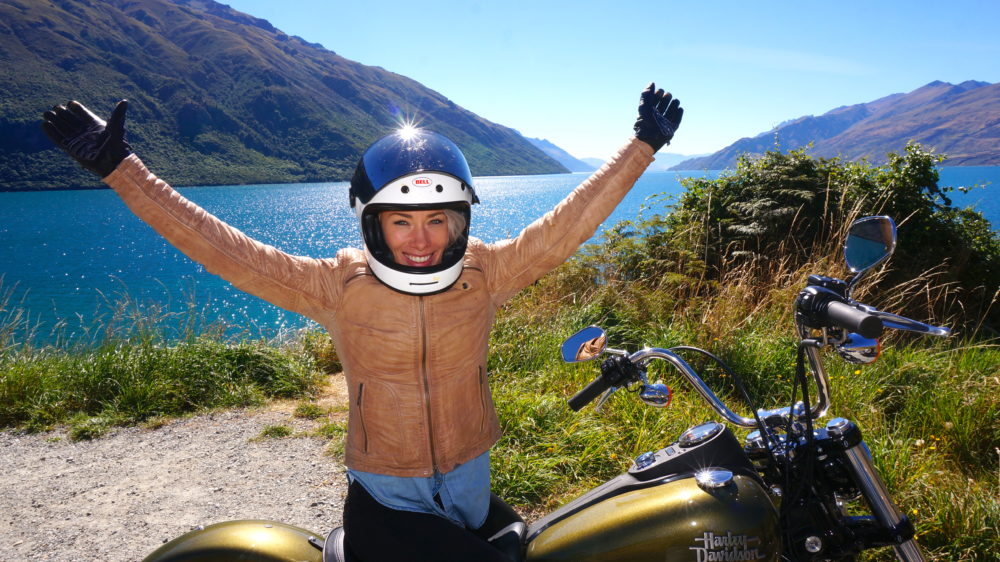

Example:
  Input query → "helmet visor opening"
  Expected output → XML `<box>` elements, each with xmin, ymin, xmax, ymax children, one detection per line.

<box><xmin>361</xmin><ymin>202</ymin><xmax>471</xmax><ymax>275</ymax></box>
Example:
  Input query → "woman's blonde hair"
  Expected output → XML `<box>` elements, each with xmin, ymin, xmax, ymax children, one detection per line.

<box><xmin>443</xmin><ymin>208</ymin><xmax>467</xmax><ymax>244</ymax></box>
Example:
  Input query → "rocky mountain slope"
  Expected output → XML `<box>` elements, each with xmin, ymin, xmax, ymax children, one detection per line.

<box><xmin>526</xmin><ymin>137</ymin><xmax>597</xmax><ymax>172</ymax></box>
<box><xmin>674</xmin><ymin>80</ymin><xmax>1000</xmax><ymax>170</ymax></box>
<box><xmin>0</xmin><ymin>0</ymin><xmax>566</xmax><ymax>191</ymax></box>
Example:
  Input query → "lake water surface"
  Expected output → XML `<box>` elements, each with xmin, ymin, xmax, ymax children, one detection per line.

<box><xmin>2</xmin><ymin>167</ymin><xmax>997</xmax><ymax>342</ymax></box>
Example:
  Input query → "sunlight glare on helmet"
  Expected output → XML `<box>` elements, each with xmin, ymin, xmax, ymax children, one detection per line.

<box><xmin>398</xmin><ymin>123</ymin><xmax>419</xmax><ymax>141</ymax></box>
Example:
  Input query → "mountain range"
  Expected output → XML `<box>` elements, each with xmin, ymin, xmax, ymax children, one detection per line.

<box><xmin>2</xmin><ymin>0</ymin><xmax>996</xmax><ymax>191</ymax></box>
<box><xmin>525</xmin><ymin>138</ymin><xmax>701</xmax><ymax>173</ymax></box>
<box><xmin>673</xmin><ymin>80</ymin><xmax>1000</xmax><ymax>170</ymax></box>
<box><xmin>525</xmin><ymin>137</ymin><xmax>596</xmax><ymax>172</ymax></box>
<box><xmin>0</xmin><ymin>0</ymin><xmax>567</xmax><ymax>191</ymax></box>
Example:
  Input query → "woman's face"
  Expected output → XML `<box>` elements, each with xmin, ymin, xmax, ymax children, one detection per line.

<box><xmin>379</xmin><ymin>209</ymin><xmax>451</xmax><ymax>267</ymax></box>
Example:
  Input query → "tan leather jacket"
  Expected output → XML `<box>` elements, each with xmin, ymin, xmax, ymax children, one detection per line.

<box><xmin>103</xmin><ymin>137</ymin><xmax>654</xmax><ymax>476</ymax></box>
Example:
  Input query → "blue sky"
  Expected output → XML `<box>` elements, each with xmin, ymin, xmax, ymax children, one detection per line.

<box><xmin>222</xmin><ymin>0</ymin><xmax>1000</xmax><ymax>160</ymax></box>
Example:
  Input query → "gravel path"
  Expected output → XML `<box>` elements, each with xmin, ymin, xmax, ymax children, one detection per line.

<box><xmin>0</xmin><ymin>376</ymin><xmax>350</xmax><ymax>561</ymax></box>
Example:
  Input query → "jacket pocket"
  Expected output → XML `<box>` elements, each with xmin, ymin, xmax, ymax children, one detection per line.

<box><xmin>351</xmin><ymin>379</ymin><xmax>424</xmax><ymax>468</ymax></box>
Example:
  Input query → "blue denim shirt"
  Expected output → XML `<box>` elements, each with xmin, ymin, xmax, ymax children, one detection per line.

<box><xmin>347</xmin><ymin>451</ymin><xmax>490</xmax><ymax>529</ymax></box>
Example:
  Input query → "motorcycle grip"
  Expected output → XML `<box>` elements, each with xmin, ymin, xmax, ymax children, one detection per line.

<box><xmin>568</xmin><ymin>377</ymin><xmax>611</xmax><ymax>411</ymax></box>
<box><xmin>827</xmin><ymin>300</ymin><xmax>883</xmax><ymax>339</ymax></box>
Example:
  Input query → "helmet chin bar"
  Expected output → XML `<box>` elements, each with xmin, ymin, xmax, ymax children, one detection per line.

<box><xmin>364</xmin><ymin>245</ymin><xmax>464</xmax><ymax>295</ymax></box>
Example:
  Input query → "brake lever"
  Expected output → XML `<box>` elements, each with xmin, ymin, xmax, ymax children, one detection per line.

<box><xmin>595</xmin><ymin>387</ymin><xmax>618</xmax><ymax>411</ymax></box>
<box><xmin>856</xmin><ymin>305</ymin><xmax>951</xmax><ymax>336</ymax></box>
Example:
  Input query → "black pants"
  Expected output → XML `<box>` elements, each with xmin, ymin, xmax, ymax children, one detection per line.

<box><xmin>343</xmin><ymin>480</ymin><xmax>518</xmax><ymax>562</ymax></box>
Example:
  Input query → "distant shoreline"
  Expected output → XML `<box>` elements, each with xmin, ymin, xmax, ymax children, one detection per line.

<box><xmin>4</xmin><ymin>163</ymin><xmax>998</xmax><ymax>193</ymax></box>
<box><xmin>0</xmin><ymin>169</ymin><xmax>586</xmax><ymax>193</ymax></box>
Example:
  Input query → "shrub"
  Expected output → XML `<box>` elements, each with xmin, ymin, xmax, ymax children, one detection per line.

<box><xmin>573</xmin><ymin>143</ymin><xmax>998</xmax><ymax>334</ymax></box>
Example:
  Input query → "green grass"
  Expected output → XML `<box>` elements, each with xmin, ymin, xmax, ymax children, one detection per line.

<box><xmin>2</xmin><ymin>243</ymin><xmax>997</xmax><ymax>558</ymax></box>
<box><xmin>1</xmin><ymin>290</ymin><xmax>995</xmax><ymax>558</ymax></box>
<box><xmin>293</xmin><ymin>402</ymin><xmax>327</xmax><ymax>420</ymax></box>
<box><xmin>0</xmin><ymin>288</ymin><xmax>324</xmax><ymax>438</ymax></box>
<box><xmin>316</xmin><ymin>421</ymin><xmax>348</xmax><ymax>459</ymax></box>
<box><xmin>0</xmin><ymin>337</ymin><xmax>321</xmax><ymax>435</ymax></box>
<box><xmin>481</xmin><ymin>257</ymin><xmax>999</xmax><ymax>560</ymax></box>
<box><xmin>255</xmin><ymin>424</ymin><xmax>294</xmax><ymax>440</ymax></box>
<box><xmin>1</xmin><ymin>274</ymin><xmax>995</xmax><ymax>559</ymax></box>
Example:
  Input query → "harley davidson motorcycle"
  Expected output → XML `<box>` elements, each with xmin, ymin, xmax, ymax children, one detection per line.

<box><xmin>144</xmin><ymin>216</ymin><xmax>950</xmax><ymax>561</ymax></box>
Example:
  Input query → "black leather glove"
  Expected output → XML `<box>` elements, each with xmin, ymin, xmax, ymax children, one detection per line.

<box><xmin>42</xmin><ymin>100</ymin><xmax>132</xmax><ymax>177</ymax></box>
<box><xmin>633</xmin><ymin>83</ymin><xmax>683</xmax><ymax>152</ymax></box>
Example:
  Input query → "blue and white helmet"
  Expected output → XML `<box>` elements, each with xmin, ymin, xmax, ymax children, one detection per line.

<box><xmin>349</xmin><ymin>129</ymin><xmax>478</xmax><ymax>295</ymax></box>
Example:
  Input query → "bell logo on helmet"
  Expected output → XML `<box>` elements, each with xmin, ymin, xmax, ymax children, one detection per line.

<box><xmin>413</xmin><ymin>177</ymin><xmax>433</xmax><ymax>187</ymax></box>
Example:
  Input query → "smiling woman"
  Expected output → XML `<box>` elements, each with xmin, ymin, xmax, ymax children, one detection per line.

<box><xmin>378</xmin><ymin>209</ymin><xmax>452</xmax><ymax>267</ymax></box>
<box><xmin>41</xmin><ymin>83</ymin><xmax>683</xmax><ymax>562</ymax></box>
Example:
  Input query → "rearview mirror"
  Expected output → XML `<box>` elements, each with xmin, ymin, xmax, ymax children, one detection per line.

<box><xmin>561</xmin><ymin>326</ymin><xmax>607</xmax><ymax>363</ymax></box>
<box><xmin>844</xmin><ymin>216</ymin><xmax>896</xmax><ymax>273</ymax></box>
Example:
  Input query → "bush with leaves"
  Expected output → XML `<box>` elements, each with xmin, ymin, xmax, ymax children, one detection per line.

<box><xmin>568</xmin><ymin>143</ymin><xmax>998</xmax><ymax>334</ymax></box>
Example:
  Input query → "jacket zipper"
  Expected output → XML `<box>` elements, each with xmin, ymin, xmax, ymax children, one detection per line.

<box><xmin>357</xmin><ymin>382</ymin><xmax>368</xmax><ymax>452</ymax></box>
<box><xmin>419</xmin><ymin>297</ymin><xmax>439</xmax><ymax>473</ymax></box>
<box><xmin>478</xmin><ymin>366</ymin><xmax>488</xmax><ymax>432</ymax></box>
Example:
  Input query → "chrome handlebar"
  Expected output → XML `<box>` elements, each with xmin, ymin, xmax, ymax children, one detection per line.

<box><xmin>622</xmin><ymin>303</ymin><xmax>948</xmax><ymax>428</ymax></box>
<box><xmin>628</xmin><ymin>347</ymin><xmax>759</xmax><ymax>428</ymax></box>
<box><xmin>626</xmin><ymin>343</ymin><xmax>834</xmax><ymax>427</ymax></box>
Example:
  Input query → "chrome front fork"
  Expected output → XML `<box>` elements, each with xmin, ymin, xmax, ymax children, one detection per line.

<box><xmin>830</xmin><ymin>419</ymin><xmax>927</xmax><ymax>562</ymax></box>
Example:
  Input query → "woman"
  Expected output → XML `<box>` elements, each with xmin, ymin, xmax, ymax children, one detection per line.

<box><xmin>41</xmin><ymin>84</ymin><xmax>682</xmax><ymax>561</ymax></box>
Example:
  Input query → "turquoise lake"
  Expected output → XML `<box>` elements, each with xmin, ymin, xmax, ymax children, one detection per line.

<box><xmin>1</xmin><ymin>167</ymin><xmax>997</xmax><ymax>342</ymax></box>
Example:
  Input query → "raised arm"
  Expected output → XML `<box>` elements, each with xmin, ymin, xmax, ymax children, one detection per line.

<box><xmin>485</xmin><ymin>83</ymin><xmax>683</xmax><ymax>302</ymax></box>
<box><xmin>41</xmin><ymin>100</ymin><xmax>340</xmax><ymax>319</ymax></box>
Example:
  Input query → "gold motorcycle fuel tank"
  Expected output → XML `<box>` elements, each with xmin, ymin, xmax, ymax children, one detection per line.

<box><xmin>142</xmin><ymin>519</ymin><xmax>324</xmax><ymax>562</ymax></box>
<box><xmin>526</xmin><ymin>473</ymin><xmax>780</xmax><ymax>561</ymax></box>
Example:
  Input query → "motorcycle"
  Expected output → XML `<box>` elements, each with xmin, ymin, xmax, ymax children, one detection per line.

<box><xmin>144</xmin><ymin>216</ymin><xmax>949</xmax><ymax>561</ymax></box>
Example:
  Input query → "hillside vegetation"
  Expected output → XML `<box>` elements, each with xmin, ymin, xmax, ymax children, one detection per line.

<box><xmin>486</xmin><ymin>143</ymin><xmax>998</xmax><ymax>559</ymax></box>
<box><xmin>1</xmin><ymin>145</ymin><xmax>997</xmax><ymax>559</ymax></box>
<box><xmin>0</xmin><ymin>0</ymin><xmax>565</xmax><ymax>190</ymax></box>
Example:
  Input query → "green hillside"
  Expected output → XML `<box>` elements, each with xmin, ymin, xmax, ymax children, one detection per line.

<box><xmin>0</xmin><ymin>0</ymin><xmax>567</xmax><ymax>191</ymax></box>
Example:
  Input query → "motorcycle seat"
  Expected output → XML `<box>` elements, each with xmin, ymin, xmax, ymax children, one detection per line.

<box><xmin>324</xmin><ymin>493</ymin><xmax>526</xmax><ymax>561</ymax></box>
<box><xmin>322</xmin><ymin>522</ymin><xmax>527</xmax><ymax>562</ymax></box>
<box><xmin>486</xmin><ymin>521</ymin><xmax>527</xmax><ymax>562</ymax></box>
<box><xmin>323</xmin><ymin>521</ymin><xmax>528</xmax><ymax>562</ymax></box>
<box><xmin>323</xmin><ymin>526</ymin><xmax>353</xmax><ymax>562</ymax></box>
